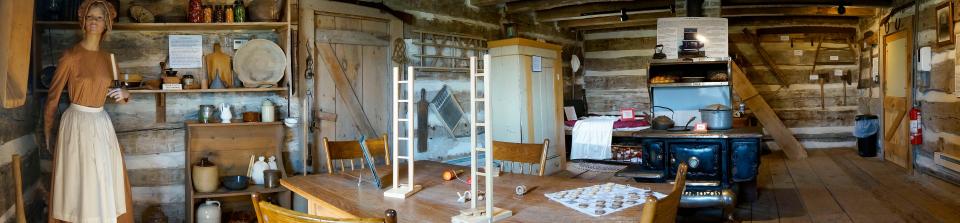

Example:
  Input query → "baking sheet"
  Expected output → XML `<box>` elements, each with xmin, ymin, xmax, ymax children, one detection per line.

<box><xmin>544</xmin><ymin>183</ymin><xmax>666</xmax><ymax>217</ymax></box>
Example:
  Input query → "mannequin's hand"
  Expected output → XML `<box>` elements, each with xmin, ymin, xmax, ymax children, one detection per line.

<box><xmin>108</xmin><ymin>88</ymin><xmax>130</xmax><ymax>103</ymax></box>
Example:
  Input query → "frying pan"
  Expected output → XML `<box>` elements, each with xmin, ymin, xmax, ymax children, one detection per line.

<box><xmin>667</xmin><ymin>116</ymin><xmax>696</xmax><ymax>132</ymax></box>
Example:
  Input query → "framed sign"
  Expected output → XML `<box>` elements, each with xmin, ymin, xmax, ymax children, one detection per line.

<box><xmin>620</xmin><ymin>109</ymin><xmax>635</xmax><ymax>121</ymax></box>
<box><xmin>936</xmin><ymin>2</ymin><xmax>954</xmax><ymax>47</ymax></box>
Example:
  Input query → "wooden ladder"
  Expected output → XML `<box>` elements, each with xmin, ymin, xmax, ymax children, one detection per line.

<box><xmin>383</xmin><ymin>66</ymin><xmax>421</xmax><ymax>199</ymax></box>
<box><xmin>731</xmin><ymin>63</ymin><xmax>808</xmax><ymax>160</ymax></box>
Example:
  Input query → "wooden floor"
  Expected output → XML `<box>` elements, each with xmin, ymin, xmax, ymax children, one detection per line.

<box><xmin>560</xmin><ymin>148</ymin><xmax>960</xmax><ymax>222</ymax></box>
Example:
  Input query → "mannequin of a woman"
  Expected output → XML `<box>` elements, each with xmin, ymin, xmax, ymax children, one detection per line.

<box><xmin>43</xmin><ymin>0</ymin><xmax>134</xmax><ymax>222</ymax></box>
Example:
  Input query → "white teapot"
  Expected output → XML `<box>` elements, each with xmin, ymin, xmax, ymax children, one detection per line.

<box><xmin>219</xmin><ymin>103</ymin><xmax>232</xmax><ymax>123</ymax></box>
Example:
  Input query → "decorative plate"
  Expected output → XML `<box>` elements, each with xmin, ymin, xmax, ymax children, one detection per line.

<box><xmin>233</xmin><ymin>39</ymin><xmax>286</xmax><ymax>87</ymax></box>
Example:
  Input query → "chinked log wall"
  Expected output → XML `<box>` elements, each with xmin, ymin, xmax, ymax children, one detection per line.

<box><xmin>583</xmin><ymin>16</ymin><xmax>862</xmax><ymax>149</ymax></box>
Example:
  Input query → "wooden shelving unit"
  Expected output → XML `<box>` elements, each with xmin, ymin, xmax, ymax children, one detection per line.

<box><xmin>185</xmin><ymin>120</ymin><xmax>289</xmax><ymax>223</ymax></box>
<box><xmin>36</xmin><ymin>21</ymin><xmax>289</xmax><ymax>31</ymax></box>
<box><xmin>129</xmin><ymin>87</ymin><xmax>287</xmax><ymax>93</ymax></box>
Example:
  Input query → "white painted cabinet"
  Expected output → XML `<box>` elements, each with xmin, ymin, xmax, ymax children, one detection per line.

<box><xmin>488</xmin><ymin>38</ymin><xmax>565</xmax><ymax>175</ymax></box>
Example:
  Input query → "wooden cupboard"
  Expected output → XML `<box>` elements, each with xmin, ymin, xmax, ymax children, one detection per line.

<box><xmin>488</xmin><ymin>38</ymin><xmax>565</xmax><ymax>175</ymax></box>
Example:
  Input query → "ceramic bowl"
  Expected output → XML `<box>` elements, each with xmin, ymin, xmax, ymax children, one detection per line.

<box><xmin>221</xmin><ymin>175</ymin><xmax>249</xmax><ymax>190</ymax></box>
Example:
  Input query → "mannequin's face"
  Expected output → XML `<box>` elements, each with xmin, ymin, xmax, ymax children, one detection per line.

<box><xmin>84</xmin><ymin>6</ymin><xmax>106</xmax><ymax>35</ymax></box>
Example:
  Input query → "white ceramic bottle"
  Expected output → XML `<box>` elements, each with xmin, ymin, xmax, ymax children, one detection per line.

<box><xmin>261</xmin><ymin>99</ymin><xmax>275</xmax><ymax>122</ymax></box>
<box><xmin>251</xmin><ymin>156</ymin><xmax>268</xmax><ymax>184</ymax></box>
<box><xmin>196</xmin><ymin>200</ymin><xmax>221</xmax><ymax>223</ymax></box>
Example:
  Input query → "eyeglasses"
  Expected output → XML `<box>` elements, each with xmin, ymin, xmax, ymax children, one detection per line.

<box><xmin>85</xmin><ymin>16</ymin><xmax>105</xmax><ymax>22</ymax></box>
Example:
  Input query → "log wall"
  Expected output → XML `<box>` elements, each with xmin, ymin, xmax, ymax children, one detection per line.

<box><xmin>582</xmin><ymin>16</ymin><xmax>863</xmax><ymax>149</ymax></box>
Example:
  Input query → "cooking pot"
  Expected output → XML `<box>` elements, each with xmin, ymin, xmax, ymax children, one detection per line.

<box><xmin>700</xmin><ymin>104</ymin><xmax>732</xmax><ymax>130</ymax></box>
<box><xmin>651</xmin><ymin>106</ymin><xmax>675</xmax><ymax>130</ymax></box>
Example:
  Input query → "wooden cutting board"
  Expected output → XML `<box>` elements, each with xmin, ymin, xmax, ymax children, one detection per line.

<box><xmin>204</xmin><ymin>43</ymin><xmax>234</xmax><ymax>87</ymax></box>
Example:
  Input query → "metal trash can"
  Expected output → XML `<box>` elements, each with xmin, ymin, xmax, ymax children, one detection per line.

<box><xmin>854</xmin><ymin>115</ymin><xmax>879</xmax><ymax>157</ymax></box>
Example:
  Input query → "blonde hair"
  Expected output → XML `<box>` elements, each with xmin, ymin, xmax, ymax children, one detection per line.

<box><xmin>77</xmin><ymin>0</ymin><xmax>117</xmax><ymax>34</ymax></box>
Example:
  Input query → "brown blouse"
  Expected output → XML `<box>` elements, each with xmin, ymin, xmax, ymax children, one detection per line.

<box><xmin>44</xmin><ymin>45</ymin><xmax>117</xmax><ymax>133</ymax></box>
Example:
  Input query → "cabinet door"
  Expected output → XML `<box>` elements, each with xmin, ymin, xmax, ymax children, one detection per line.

<box><xmin>731</xmin><ymin>140</ymin><xmax>760</xmax><ymax>182</ymax></box>
<box><xmin>668</xmin><ymin>142</ymin><xmax>721</xmax><ymax>181</ymax></box>
<box><xmin>642</xmin><ymin>140</ymin><xmax>666</xmax><ymax>169</ymax></box>
<box><xmin>490</xmin><ymin>54</ymin><xmax>524</xmax><ymax>143</ymax></box>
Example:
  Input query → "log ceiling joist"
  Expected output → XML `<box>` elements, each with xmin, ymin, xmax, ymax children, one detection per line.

<box><xmin>721</xmin><ymin>5</ymin><xmax>877</xmax><ymax>17</ymax></box>
<box><xmin>506</xmin><ymin>0</ymin><xmax>646</xmax><ymax>13</ymax></box>
<box><xmin>755</xmin><ymin>26</ymin><xmax>857</xmax><ymax>36</ymax></box>
<box><xmin>557</xmin><ymin>9</ymin><xmax>672</xmax><ymax>28</ymax></box>
<box><xmin>535</xmin><ymin>1</ymin><xmax>673</xmax><ymax>22</ymax></box>
<box><xmin>470</xmin><ymin>0</ymin><xmax>521</xmax><ymax>7</ymax></box>
<box><xmin>722</xmin><ymin>0</ymin><xmax>891</xmax><ymax>7</ymax></box>
<box><xmin>571</xmin><ymin>19</ymin><xmax>657</xmax><ymax>31</ymax></box>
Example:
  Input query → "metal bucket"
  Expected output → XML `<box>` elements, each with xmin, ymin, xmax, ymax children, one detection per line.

<box><xmin>700</xmin><ymin>108</ymin><xmax>732</xmax><ymax>130</ymax></box>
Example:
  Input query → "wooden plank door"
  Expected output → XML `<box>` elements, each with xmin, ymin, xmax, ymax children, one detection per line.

<box><xmin>882</xmin><ymin>29</ymin><xmax>912</xmax><ymax>169</ymax></box>
<box><xmin>300</xmin><ymin>0</ymin><xmax>402</xmax><ymax>174</ymax></box>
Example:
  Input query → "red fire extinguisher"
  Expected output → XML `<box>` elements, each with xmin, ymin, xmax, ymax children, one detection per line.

<box><xmin>910</xmin><ymin>107</ymin><xmax>922</xmax><ymax>145</ymax></box>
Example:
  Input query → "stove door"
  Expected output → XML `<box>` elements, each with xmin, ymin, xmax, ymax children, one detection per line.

<box><xmin>669</xmin><ymin>141</ymin><xmax>721</xmax><ymax>181</ymax></box>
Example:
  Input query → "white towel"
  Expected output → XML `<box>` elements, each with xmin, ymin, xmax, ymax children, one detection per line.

<box><xmin>570</xmin><ymin>116</ymin><xmax>619</xmax><ymax>160</ymax></box>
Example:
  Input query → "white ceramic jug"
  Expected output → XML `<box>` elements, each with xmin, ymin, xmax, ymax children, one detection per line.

<box><xmin>196</xmin><ymin>200</ymin><xmax>221</xmax><ymax>223</ymax></box>
<box><xmin>219</xmin><ymin>103</ymin><xmax>232</xmax><ymax>123</ymax></box>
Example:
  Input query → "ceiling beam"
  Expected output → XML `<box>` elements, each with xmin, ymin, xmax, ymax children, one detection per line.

<box><xmin>506</xmin><ymin>0</ymin><xmax>640</xmax><ymax>13</ymax></box>
<box><xmin>535</xmin><ymin>1</ymin><xmax>673</xmax><ymax>22</ymax></box>
<box><xmin>573</xmin><ymin>20</ymin><xmax>657</xmax><ymax>31</ymax></box>
<box><xmin>469</xmin><ymin>0</ymin><xmax>521</xmax><ymax>7</ymax></box>
<box><xmin>721</xmin><ymin>5</ymin><xmax>877</xmax><ymax>17</ymax></box>
<box><xmin>557</xmin><ymin>10</ymin><xmax>669</xmax><ymax>28</ymax></box>
<box><xmin>722</xmin><ymin>0</ymin><xmax>891</xmax><ymax>7</ymax></box>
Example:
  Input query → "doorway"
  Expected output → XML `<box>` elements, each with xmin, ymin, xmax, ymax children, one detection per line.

<box><xmin>882</xmin><ymin>26</ymin><xmax>912</xmax><ymax>169</ymax></box>
<box><xmin>299</xmin><ymin>0</ymin><xmax>403</xmax><ymax>173</ymax></box>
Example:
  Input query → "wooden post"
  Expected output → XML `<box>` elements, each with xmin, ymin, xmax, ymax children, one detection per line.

<box><xmin>731</xmin><ymin>63</ymin><xmax>808</xmax><ymax>160</ymax></box>
<box><xmin>13</xmin><ymin>154</ymin><xmax>26</xmax><ymax>223</ymax></box>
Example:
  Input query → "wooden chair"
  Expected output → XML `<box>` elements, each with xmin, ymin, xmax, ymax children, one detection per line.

<box><xmin>322</xmin><ymin>134</ymin><xmax>390</xmax><ymax>174</ymax></box>
<box><xmin>492</xmin><ymin>139</ymin><xmax>549</xmax><ymax>176</ymax></box>
<box><xmin>639</xmin><ymin>163</ymin><xmax>688</xmax><ymax>223</ymax></box>
<box><xmin>251</xmin><ymin>193</ymin><xmax>397</xmax><ymax>223</ymax></box>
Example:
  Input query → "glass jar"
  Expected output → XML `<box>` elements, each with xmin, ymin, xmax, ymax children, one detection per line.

<box><xmin>202</xmin><ymin>5</ymin><xmax>213</xmax><ymax>23</ymax></box>
<box><xmin>233</xmin><ymin>0</ymin><xmax>245</xmax><ymax>22</ymax></box>
<box><xmin>188</xmin><ymin>0</ymin><xmax>202</xmax><ymax>23</ymax></box>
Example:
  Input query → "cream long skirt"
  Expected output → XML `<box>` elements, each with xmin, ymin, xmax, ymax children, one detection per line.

<box><xmin>51</xmin><ymin>104</ymin><xmax>127</xmax><ymax>223</ymax></box>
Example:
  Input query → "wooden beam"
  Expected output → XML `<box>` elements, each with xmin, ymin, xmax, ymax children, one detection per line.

<box><xmin>548</xmin><ymin>8</ymin><xmax>671</xmax><ymax>23</ymax></box>
<box><xmin>316</xmin><ymin>42</ymin><xmax>379</xmax><ymax>138</ymax></box>
<box><xmin>535</xmin><ymin>1</ymin><xmax>672</xmax><ymax>22</ymax></box>
<box><xmin>731</xmin><ymin>63</ymin><xmax>808</xmax><ymax>160</ymax></box>
<box><xmin>316</xmin><ymin>29</ymin><xmax>390</xmax><ymax>46</ymax></box>
<box><xmin>507</xmin><ymin>0</ymin><xmax>640</xmax><ymax>13</ymax></box>
<box><xmin>755</xmin><ymin>26</ymin><xmax>857</xmax><ymax>36</ymax></box>
<box><xmin>740</xmin><ymin>28</ymin><xmax>790</xmax><ymax>87</ymax></box>
<box><xmin>470</xmin><ymin>0</ymin><xmax>520</xmax><ymax>7</ymax></box>
<box><xmin>558</xmin><ymin>10</ymin><xmax>668</xmax><ymax>28</ymax></box>
<box><xmin>721</xmin><ymin>0</ymin><xmax>891</xmax><ymax>7</ymax></box>
<box><xmin>721</xmin><ymin>6</ymin><xmax>877</xmax><ymax>17</ymax></box>
<box><xmin>573</xmin><ymin>21</ymin><xmax>657</xmax><ymax>31</ymax></box>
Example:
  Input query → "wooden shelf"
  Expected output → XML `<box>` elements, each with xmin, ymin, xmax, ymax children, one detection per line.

<box><xmin>36</xmin><ymin>21</ymin><xmax>289</xmax><ymax>31</ymax></box>
<box><xmin>185</xmin><ymin>121</ymin><xmax>283</xmax><ymax>127</ymax></box>
<box><xmin>130</xmin><ymin>87</ymin><xmax>287</xmax><ymax>94</ymax></box>
<box><xmin>649</xmin><ymin>82</ymin><xmax>730</xmax><ymax>88</ymax></box>
<box><xmin>193</xmin><ymin>185</ymin><xmax>288</xmax><ymax>199</ymax></box>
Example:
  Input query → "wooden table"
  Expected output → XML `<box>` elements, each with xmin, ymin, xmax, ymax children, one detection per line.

<box><xmin>281</xmin><ymin>161</ymin><xmax>672</xmax><ymax>222</ymax></box>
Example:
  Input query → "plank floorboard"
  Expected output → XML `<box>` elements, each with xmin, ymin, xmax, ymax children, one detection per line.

<box><xmin>805</xmin><ymin>150</ymin><xmax>902</xmax><ymax>222</ymax></box>
<box><xmin>551</xmin><ymin>149</ymin><xmax>959</xmax><ymax>222</ymax></box>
